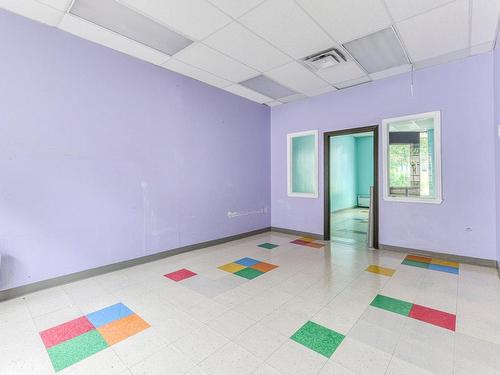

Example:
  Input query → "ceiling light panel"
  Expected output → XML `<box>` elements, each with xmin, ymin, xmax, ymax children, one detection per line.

<box><xmin>316</xmin><ymin>61</ymin><xmax>366</xmax><ymax>85</ymax></box>
<box><xmin>59</xmin><ymin>14</ymin><xmax>170</xmax><ymax>65</ymax></box>
<box><xmin>471</xmin><ymin>0</ymin><xmax>500</xmax><ymax>46</ymax></box>
<box><xmin>384</xmin><ymin>0</ymin><xmax>453</xmax><ymax>22</ymax></box>
<box><xmin>396</xmin><ymin>0</ymin><xmax>469</xmax><ymax>62</ymax></box>
<box><xmin>162</xmin><ymin>58</ymin><xmax>231</xmax><ymax>88</ymax></box>
<box><xmin>37</xmin><ymin>0</ymin><xmax>70</xmax><ymax>11</ymax></box>
<box><xmin>296</xmin><ymin>0</ymin><xmax>392</xmax><ymax>43</ymax></box>
<box><xmin>70</xmin><ymin>0</ymin><xmax>193</xmax><ymax>56</ymax></box>
<box><xmin>239</xmin><ymin>0</ymin><xmax>333</xmax><ymax>59</ymax></box>
<box><xmin>266</xmin><ymin>61</ymin><xmax>330</xmax><ymax>92</ymax></box>
<box><xmin>239</xmin><ymin>75</ymin><xmax>297</xmax><ymax>99</ymax></box>
<box><xmin>207</xmin><ymin>0</ymin><xmax>266</xmax><ymax>18</ymax></box>
<box><xmin>120</xmin><ymin>0</ymin><xmax>231</xmax><ymax>40</ymax></box>
<box><xmin>0</xmin><ymin>0</ymin><xmax>63</xmax><ymax>26</ymax></box>
<box><xmin>344</xmin><ymin>28</ymin><xmax>408</xmax><ymax>74</ymax></box>
<box><xmin>223</xmin><ymin>84</ymin><xmax>273</xmax><ymax>104</ymax></box>
<box><xmin>173</xmin><ymin>43</ymin><xmax>258</xmax><ymax>82</ymax></box>
<box><xmin>204</xmin><ymin>22</ymin><xmax>291</xmax><ymax>72</ymax></box>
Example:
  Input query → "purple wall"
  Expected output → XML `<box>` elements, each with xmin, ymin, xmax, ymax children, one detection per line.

<box><xmin>271</xmin><ymin>54</ymin><xmax>497</xmax><ymax>260</ymax></box>
<box><xmin>495</xmin><ymin>41</ymin><xmax>500</xmax><ymax>265</ymax></box>
<box><xmin>0</xmin><ymin>10</ymin><xmax>270</xmax><ymax>290</ymax></box>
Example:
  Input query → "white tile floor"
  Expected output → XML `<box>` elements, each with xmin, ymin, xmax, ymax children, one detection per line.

<box><xmin>0</xmin><ymin>231</ymin><xmax>500</xmax><ymax>375</ymax></box>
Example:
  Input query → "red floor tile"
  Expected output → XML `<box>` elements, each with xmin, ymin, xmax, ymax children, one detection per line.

<box><xmin>291</xmin><ymin>239</ymin><xmax>310</xmax><ymax>245</ymax></box>
<box><xmin>406</xmin><ymin>254</ymin><xmax>432</xmax><ymax>263</ymax></box>
<box><xmin>40</xmin><ymin>316</ymin><xmax>95</xmax><ymax>349</ymax></box>
<box><xmin>164</xmin><ymin>268</ymin><xmax>197</xmax><ymax>282</ymax></box>
<box><xmin>409</xmin><ymin>304</ymin><xmax>456</xmax><ymax>331</ymax></box>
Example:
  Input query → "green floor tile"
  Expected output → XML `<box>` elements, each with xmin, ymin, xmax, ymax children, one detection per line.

<box><xmin>291</xmin><ymin>321</ymin><xmax>345</xmax><ymax>358</ymax></box>
<box><xmin>47</xmin><ymin>330</ymin><xmax>108</xmax><ymax>372</ymax></box>
<box><xmin>258</xmin><ymin>243</ymin><xmax>279</xmax><ymax>250</ymax></box>
<box><xmin>370</xmin><ymin>294</ymin><xmax>413</xmax><ymax>316</ymax></box>
<box><xmin>402</xmin><ymin>259</ymin><xmax>429</xmax><ymax>268</ymax></box>
<box><xmin>234</xmin><ymin>267</ymin><xmax>264</xmax><ymax>280</ymax></box>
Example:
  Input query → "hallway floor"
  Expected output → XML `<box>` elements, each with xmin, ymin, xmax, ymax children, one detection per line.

<box><xmin>1</xmin><ymin>232</ymin><xmax>499</xmax><ymax>375</ymax></box>
<box><xmin>331</xmin><ymin>207</ymin><xmax>369</xmax><ymax>244</ymax></box>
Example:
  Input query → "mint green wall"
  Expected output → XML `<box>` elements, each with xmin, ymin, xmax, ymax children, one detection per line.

<box><xmin>330</xmin><ymin>134</ymin><xmax>374</xmax><ymax>212</ymax></box>
<box><xmin>330</xmin><ymin>135</ymin><xmax>356</xmax><ymax>211</ymax></box>
<box><xmin>291</xmin><ymin>134</ymin><xmax>316</xmax><ymax>194</ymax></box>
<box><xmin>355</xmin><ymin>136</ymin><xmax>374</xmax><ymax>196</ymax></box>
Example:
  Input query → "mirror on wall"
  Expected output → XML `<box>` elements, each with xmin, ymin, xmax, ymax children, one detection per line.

<box><xmin>382</xmin><ymin>111</ymin><xmax>442</xmax><ymax>203</ymax></box>
<box><xmin>287</xmin><ymin>130</ymin><xmax>318</xmax><ymax>198</ymax></box>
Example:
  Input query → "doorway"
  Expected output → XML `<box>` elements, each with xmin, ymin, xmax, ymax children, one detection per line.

<box><xmin>324</xmin><ymin>126</ymin><xmax>379</xmax><ymax>248</ymax></box>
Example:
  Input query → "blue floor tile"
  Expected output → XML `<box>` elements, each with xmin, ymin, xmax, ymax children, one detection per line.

<box><xmin>428</xmin><ymin>264</ymin><xmax>459</xmax><ymax>274</ymax></box>
<box><xmin>86</xmin><ymin>303</ymin><xmax>133</xmax><ymax>328</ymax></box>
<box><xmin>234</xmin><ymin>257</ymin><xmax>260</xmax><ymax>267</ymax></box>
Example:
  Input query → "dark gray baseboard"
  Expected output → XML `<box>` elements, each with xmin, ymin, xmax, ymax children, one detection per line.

<box><xmin>380</xmin><ymin>244</ymin><xmax>497</xmax><ymax>268</ymax></box>
<box><xmin>270</xmin><ymin>226</ymin><xmax>323</xmax><ymax>240</ymax></box>
<box><xmin>0</xmin><ymin>227</ymin><xmax>271</xmax><ymax>302</ymax></box>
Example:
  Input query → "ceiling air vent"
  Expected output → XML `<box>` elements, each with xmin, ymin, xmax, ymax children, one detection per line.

<box><xmin>303</xmin><ymin>48</ymin><xmax>348</xmax><ymax>71</ymax></box>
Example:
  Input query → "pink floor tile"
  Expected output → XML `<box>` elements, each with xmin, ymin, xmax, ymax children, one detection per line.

<box><xmin>40</xmin><ymin>316</ymin><xmax>95</xmax><ymax>348</ymax></box>
<box><xmin>164</xmin><ymin>268</ymin><xmax>197</xmax><ymax>282</ymax></box>
<box><xmin>409</xmin><ymin>304</ymin><xmax>456</xmax><ymax>331</ymax></box>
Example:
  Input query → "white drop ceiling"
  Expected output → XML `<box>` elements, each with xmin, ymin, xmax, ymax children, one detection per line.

<box><xmin>1</xmin><ymin>0</ymin><xmax>500</xmax><ymax>107</ymax></box>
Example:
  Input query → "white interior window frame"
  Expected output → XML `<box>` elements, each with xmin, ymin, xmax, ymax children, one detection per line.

<box><xmin>382</xmin><ymin>111</ymin><xmax>443</xmax><ymax>204</ymax></box>
<box><xmin>287</xmin><ymin>129</ymin><xmax>319</xmax><ymax>198</ymax></box>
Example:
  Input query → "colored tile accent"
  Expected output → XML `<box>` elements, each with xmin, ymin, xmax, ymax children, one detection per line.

<box><xmin>291</xmin><ymin>239</ymin><xmax>310</xmax><ymax>245</ymax></box>
<box><xmin>402</xmin><ymin>259</ymin><xmax>430</xmax><ymax>269</ymax></box>
<box><xmin>428</xmin><ymin>264</ymin><xmax>459</xmax><ymax>274</ymax></box>
<box><xmin>258</xmin><ymin>243</ymin><xmax>279</xmax><ymax>249</ymax></box>
<box><xmin>218</xmin><ymin>262</ymin><xmax>246</xmax><ymax>273</ymax></box>
<box><xmin>86</xmin><ymin>303</ymin><xmax>134</xmax><ymax>328</ymax></box>
<box><xmin>40</xmin><ymin>316</ymin><xmax>95</xmax><ymax>349</ymax></box>
<box><xmin>164</xmin><ymin>268</ymin><xmax>197</xmax><ymax>282</ymax></box>
<box><xmin>299</xmin><ymin>237</ymin><xmax>316</xmax><ymax>242</ymax></box>
<box><xmin>304</xmin><ymin>242</ymin><xmax>325</xmax><ymax>249</ymax></box>
<box><xmin>406</xmin><ymin>254</ymin><xmax>432</xmax><ymax>263</ymax></box>
<box><xmin>98</xmin><ymin>313</ymin><xmax>150</xmax><ymax>345</ymax></box>
<box><xmin>234</xmin><ymin>257</ymin><xmax>260</xmax><ymax>267</ymax></box>
<box><xmin>47</xmin><ymin>330</ymin><xmax>108</xmax><ymax>372</ymax></box>
<box><xmin>365</xmin><ymin>265</ymin><xmax>396</xmax><ymax>277</ymax></box>
<box><xmin>370</xmin><ymin>295</ymin><xmax>412</xmax><ymax>316</ymax></box>
<box><xmin>409</xmin><ymin>304</ymin><xmax>456</xmax><ymax>331</ymax></box>
<box><xmin>234</xmin><ymin>267</ymin><xmax>264</xmax><ymax>280</ymax></box>
<box><xmin>291</xmin><ymin>321</ymin><xmax>345</xmax><ymax>358</ymax></box>
<box><xmin>251</xmin><ymin>261</ymin><xmax>279</xmax><ymax>273</ymax></box>
<box><xmin>430</xmin><ymin>258</ymin><xmax>459</xmax><ymax>268</ymax></box>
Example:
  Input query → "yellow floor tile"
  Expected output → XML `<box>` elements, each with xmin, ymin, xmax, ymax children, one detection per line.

<box><xmin>430</xmin><ymin>258</ymin><xmax>459</xmax><ymax>268</ymax></box>
<box><xmin>365</xmin><ymin>265</ymin><xmax>396</xmax><ymax>277</ymax></box>
<box><xmin>218</xmin><ymin>262</ymin><xmax>246</xmax><ymax>273</ymax></box>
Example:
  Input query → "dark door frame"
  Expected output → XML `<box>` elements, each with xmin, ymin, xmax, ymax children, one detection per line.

<box><xmin>323</xmin><ymin>125</ymin><xmax>379</xmax><ymax>248</ymax></box>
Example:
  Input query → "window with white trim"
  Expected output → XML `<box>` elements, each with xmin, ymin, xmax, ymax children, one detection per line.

<box><xmin>287</xmin><ymin>130</ymin><xmax>318</xmax><ymax>198</ymax></box>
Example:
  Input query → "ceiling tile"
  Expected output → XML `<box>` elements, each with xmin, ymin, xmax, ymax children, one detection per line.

<box><xmin>37</xmin><ymin>0</ymin><xmax>70</xmax><ymax>11</ymax></box>
<box><xmin>239</xmin><ymin>0</ymin><xmax>333</xmax><ymax>59</ymax></box>
<box><xmin>119</xmin><ymin>0</ymin><xmax>231</xmax><ymax>40</ymax></box>
<box><xmin>0</xmin><ymin>0</ymin><xmax>64</xmax><ymax>26</ymax></box>
<box><xmin>316</xmin><ymin>61</ymin><xmax>366</xmax><ymax>84</ymax></box>
<box><xmin>203</xmin><ymin>22</ymin><xmax>291</xmax><ymax>72</ymax></box>
<box><xmin>413</xmin><ymin>48</ymin><xmax>470</xmax><ymax>70</ymax></box>
<box><xmin>470</xmin><ymin>41</ymin><xmax>495</xmax><ymax>55</ymax></box>
<box><xmin>369</xmin><ymin>64</ymin><xmax>411</xmax><ymax>81</ymax></box>
<box><xmin>207</xmin><ymin>0</ymin><xmax>266</xmax><ymax>18</ymax></box>
<box><xmin>174</xmin><ymin>43</ymin><xmax>258</xmax><ymax>82</ymax></box>
<box><xmin>279</xmin><ymin>93</ymin><xmax>307</xmax><ymax>103</ymax></box>
<box><xmin>162</xmin><ymin>58</ymin><xmax>232</xmax><ymax>88</ymax></box>
<box><xmin>265</xmin><ymin>61</ymin><xmax>329</xmax><ymax>92</ymax></box>
<box><xmin>384</xmin><ymin>0</ymin><xmax>454</xmax><ymax>22</ymax></box>
<box><xmin>304</xmin><ymin>85</ymin><xmax>337</xmax><ymax>97</ymax></box>
<box><xmin>396</xmin><ymin>0</ymin><xmax>470</xmax><ymax>62</ymax></box>
<box><xmin>266</xmin><ymin>100</ymin><xmax>282</xmax><ymax>107</ymax></box>
<box><xmin>335</xmin><ymin>76</ymin><xmax>371</xmax><ymax>89</ymax></box>
<box><xmin>471</xmin><ymin>0</ymin><xmax>500</xmax><ymax>45</ymax></box>
<box><xmin>296</xmin><ymin>0</ymin><xmax>391</xmax><ymax>43</ymax></box>
<box><xmin>223</xmin><ymin>84</ymin><xmax>272</xmax><ymax>103</ymax></box>
<box><xmin>59</xmin><ymin>14</ymin><xmax>170</xmax><ymax>66</ymax></box>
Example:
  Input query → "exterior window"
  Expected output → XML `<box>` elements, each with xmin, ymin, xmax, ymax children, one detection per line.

<box><xmin>287</xmin><ymin>130</ymin><xmax>318</xmax><ymax>198</ymax></box>
<box><xmin>382</xmin><ymin>111</ymin><xmax>442</xmax><ymax>203</ymax></box>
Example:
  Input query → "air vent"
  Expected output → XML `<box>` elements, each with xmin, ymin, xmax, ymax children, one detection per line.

<box><xmin>303</xmin><ymin>48</ymin><xmax>348</xmax><ymax>71</ymax></box>
<box><xmin>70</xmin><ymin>0</ymin><xmax>193</xmax><ymax>56</ymax></box>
